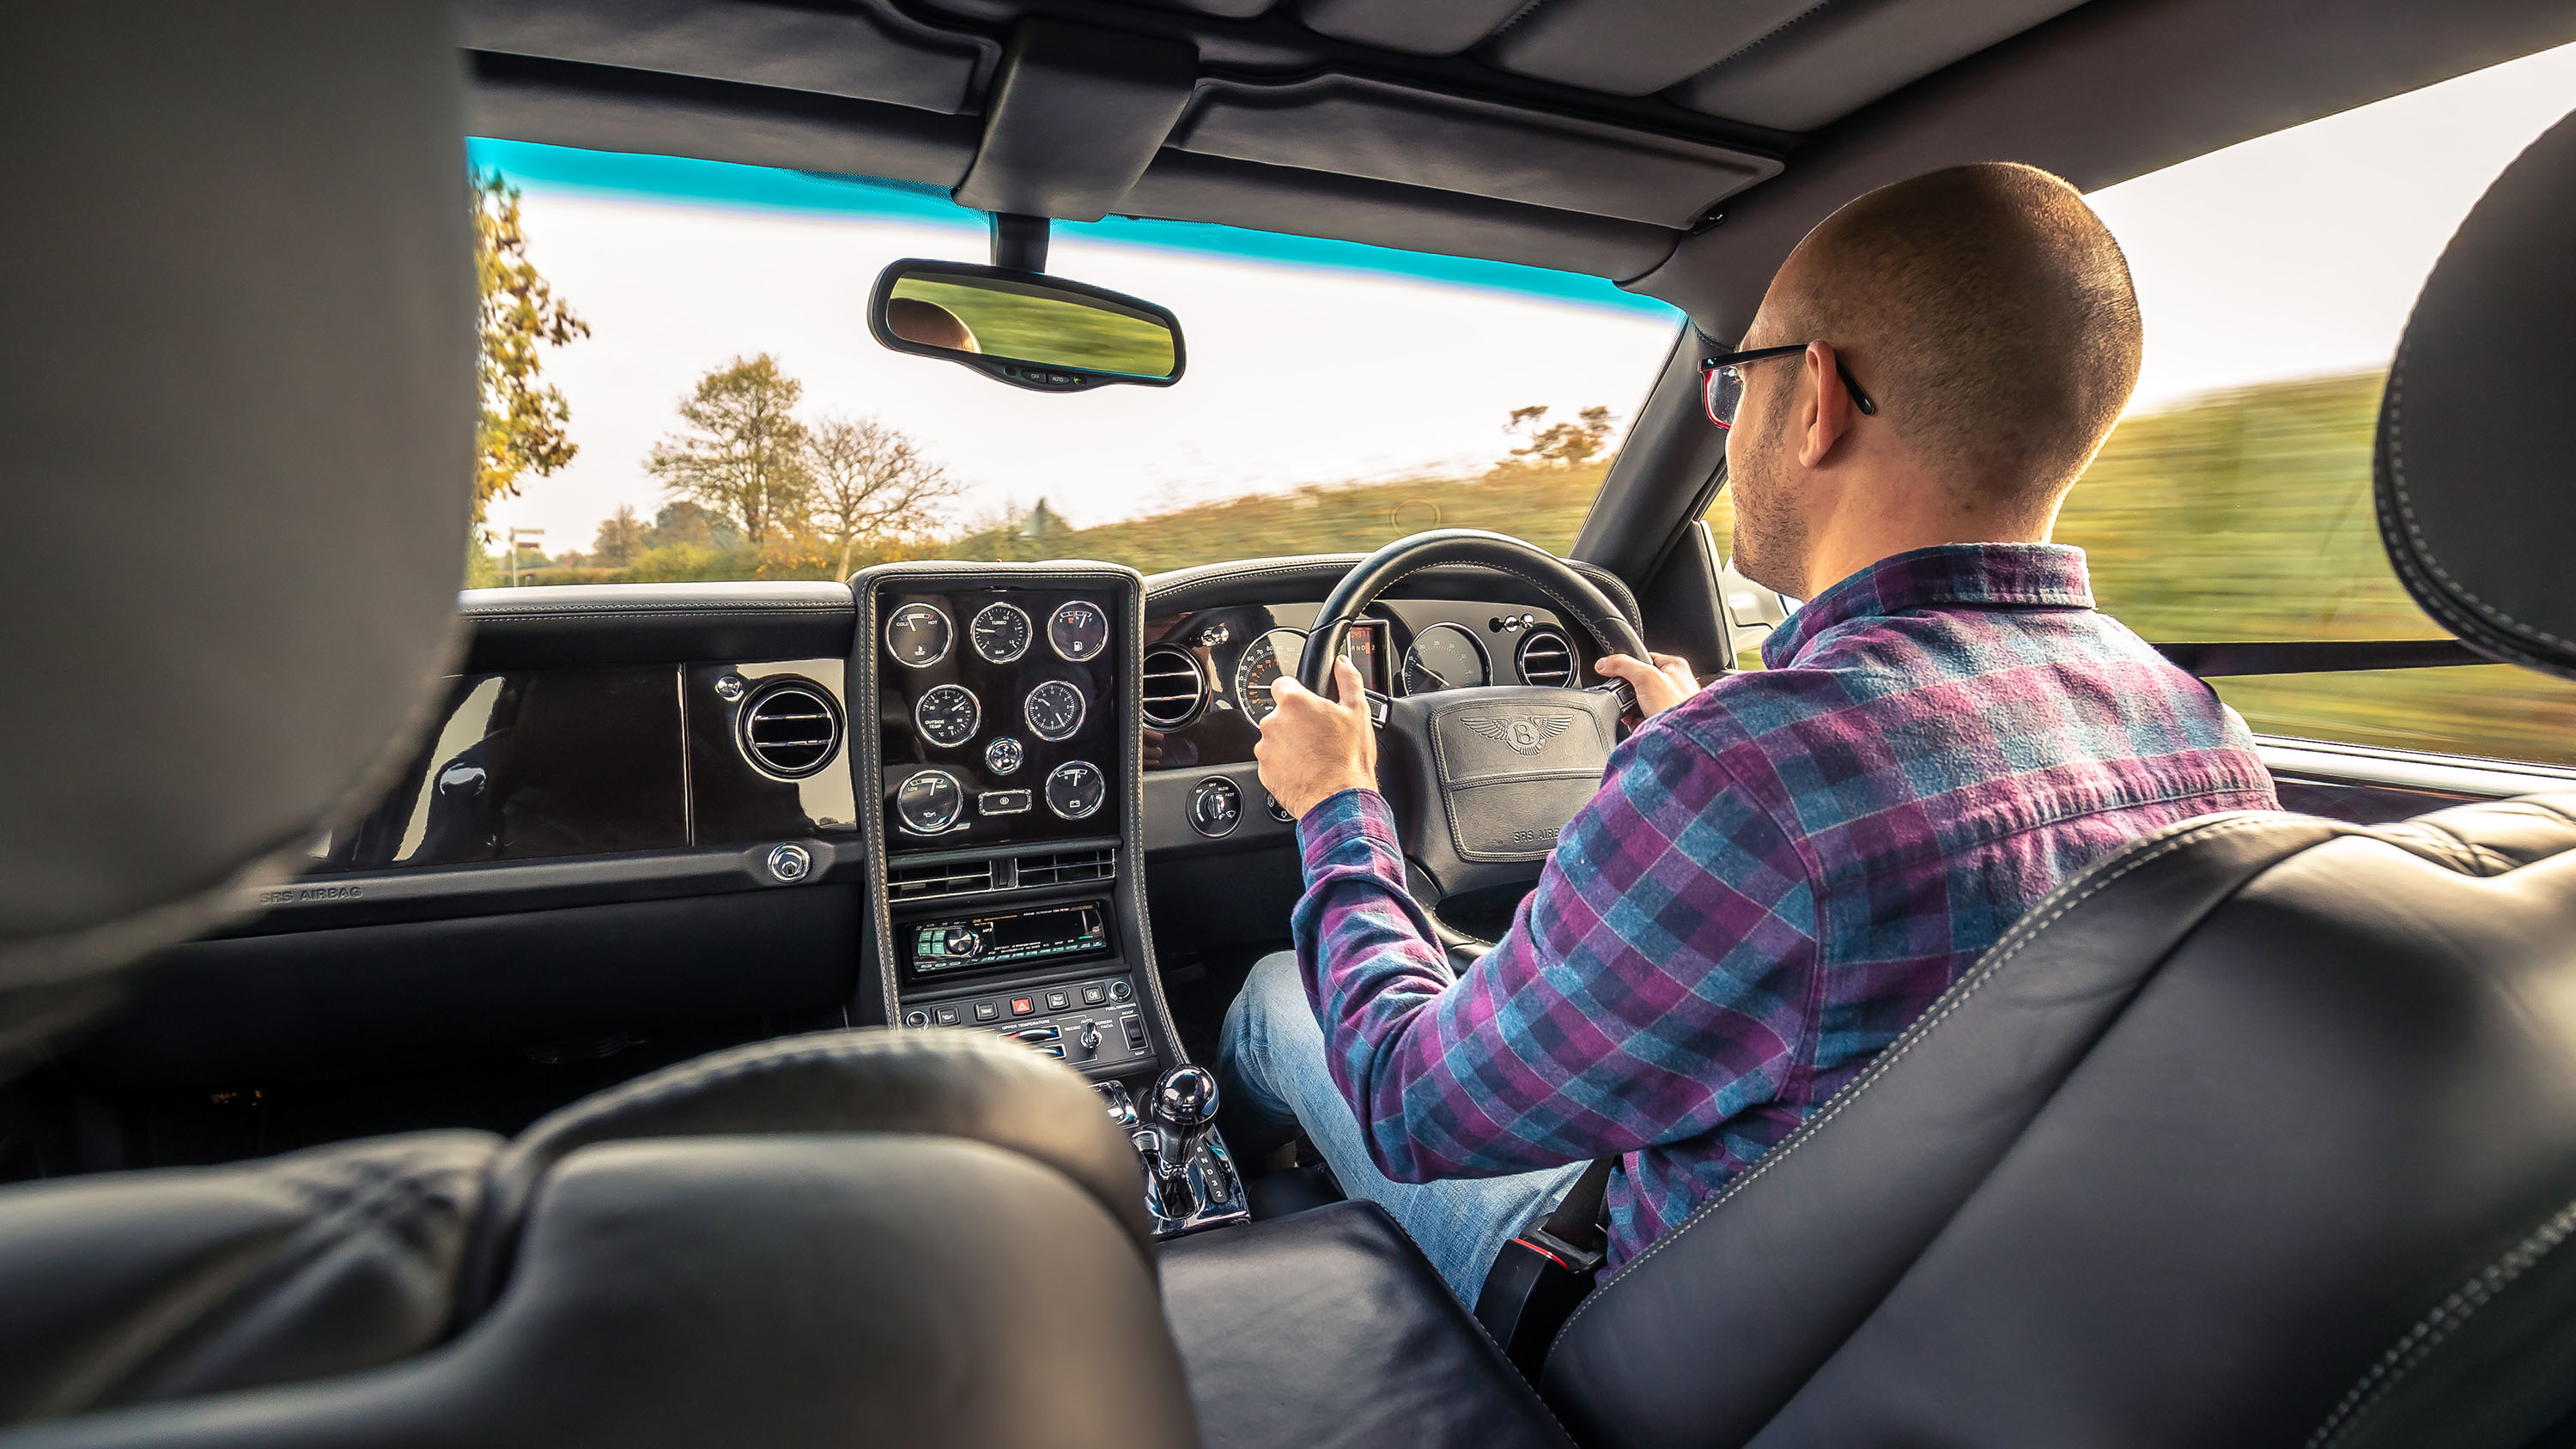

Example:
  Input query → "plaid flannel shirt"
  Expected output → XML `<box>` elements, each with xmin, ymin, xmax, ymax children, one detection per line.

<box><xmin>1290</xmin><ymin>543</ymin><xmax>2279</xmax><ymax>1270</ymax></box>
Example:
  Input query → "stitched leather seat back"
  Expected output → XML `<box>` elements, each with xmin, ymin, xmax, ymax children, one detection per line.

<box><xmin>0</xmin><ymin>4</ymin><xmax>475</xmax><ymax>1066</ymax></box>
<box><xmin>1544</xmin><ymin>798</ymin><xmax>2576</xmax><ymax>1448</ymax></box>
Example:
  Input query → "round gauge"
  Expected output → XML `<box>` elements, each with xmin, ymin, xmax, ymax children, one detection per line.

<box><xmin>985</xmin><ymin>736</ymin><xmax>1024</xmax><ymax>776</ymax></box>
<box><xmin>1231</xmin><ymin>627</ymin><xmax>1309</xmax><ymax>725</ymax></box>
<box><xmin>970</xmin><ymin>602</ymin><xmax>1031</xmax><ymax>663</ymax></box>
<box><xmin>1402</xmin><ymin>622</ymin><xmax>1491</xmax><ymax>694</ymax></box>
<box><xmin>1046</xmin><ymin>760</ymin><xmax>1107</xmax><ymax>821</ymax></box>
<box><xmin>1048</xmin><ymin>599</ymin><xmax>1112</xmax><ymax>662</ymax></box>
<box><xmin>1024</xmin><ymin>679</ymin><xmax>1085</xmax><ymax>741</ymax></box>
<box><xmin>913</xmin><ymin>683</ymin><xmax>980</xmax><ymax>748</ymax></box>
<box><xmin>884</xmin><ymin>603</ymin><xmax>952</xmax><ymax>668</ymax></box>
<box><xmin>895</xmin><ymin>768</ymin><xmax>963</xmax><ymax>834</ymax></box>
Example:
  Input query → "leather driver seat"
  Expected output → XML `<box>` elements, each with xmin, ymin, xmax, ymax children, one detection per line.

<box><xmin>1535</xmin><ymin>103</ymin><xmax>2576</xmax><ymax>1448</ymax></box>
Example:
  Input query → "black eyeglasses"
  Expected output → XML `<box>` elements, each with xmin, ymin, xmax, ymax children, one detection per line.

<box><xmin>1699</xmin><ymin>343</ymin><xmax>1877</xmax><ymax>429</ymax></box>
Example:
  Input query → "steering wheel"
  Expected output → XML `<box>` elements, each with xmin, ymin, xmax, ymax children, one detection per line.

<box><xmin>1297</xmin><ymin>530</ymin><xmax>1650</xmax><ymax>943</ymax></box>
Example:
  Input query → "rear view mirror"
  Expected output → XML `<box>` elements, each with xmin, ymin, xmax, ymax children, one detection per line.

<box><xmin>869</xmin><ymin>260</ymin><xmax>1185</xmax><ymax>393</ymax></box>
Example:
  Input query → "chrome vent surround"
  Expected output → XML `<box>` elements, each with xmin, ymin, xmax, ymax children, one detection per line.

<box><xmin>1018</xmin><ymin>846</ymin><xmax>1115</xmax><ymax>888</ymax></box>
<box><xmin>1141</xmin><ymin>646</ymin><xmax>1208</xmax><ymax>729</ymax></box>
<box><xmin>739</xmin><ymin>682</ymin><xmax>844</xmax><ymax>779</ymax></box>
<box><xmin>888</xmin><ymin>858</ymin><xmax>995</xmax><ymax>900</ymax></box>
<box><xmin>1516</xmin><ymin>627</ymin><xmax>1577</xmax><ymax>688</ymax></box>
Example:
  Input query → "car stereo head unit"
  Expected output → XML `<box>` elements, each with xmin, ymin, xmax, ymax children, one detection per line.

<box><xmin>910</xmin><ymin>901</ymin><xmax>1110</xmax><ymax>976</ymax></box>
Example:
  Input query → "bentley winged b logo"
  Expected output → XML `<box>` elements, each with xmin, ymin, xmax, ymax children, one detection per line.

<box><xmin>1466</xmin><ymin>713</ymin><xmax>1574</xmax><ymax>757</ymax></box>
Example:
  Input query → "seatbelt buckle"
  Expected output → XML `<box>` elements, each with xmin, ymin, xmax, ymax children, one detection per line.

<box><xmin>1508</xmin><ymin>1225</ymin><xmax>1605</xmax><ymax>1276</ymax></box>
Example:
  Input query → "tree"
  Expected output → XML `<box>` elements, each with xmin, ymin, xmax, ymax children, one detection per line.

<box><xmin>647</xmin><ymin>355</ymin><xmax>813</xmax><ymax>543</ymax></box>
<box><xmin>1502</xmin><ymin>404</ymin><xmax>1616</xmax><ymax>470</ymax></box>
<box><xmin>805</xmin><ymin>415</ymin><xmax>962</xmax><ymax>579</ymax></box>
<box><xmin>591</xmin><ymin>504</ymin><xmax>649</xmax><ymax>566</ymax></box>
<box><xmin>472</xmin><ymin>169</ymin><xmax>589</xmax><ymax>525</ymax></box>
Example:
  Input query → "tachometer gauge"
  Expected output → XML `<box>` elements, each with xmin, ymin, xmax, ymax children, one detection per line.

<box><xmin>884</xmin><ymin>603</ymin><xmax>952</xmax><ymax>667</ymax></box>
<box><xmin>895</xmin><ymin>768</ymin><xmax>964</xmax><ymax>834</ymax></box>
<box><xmin>1045</xmin><ymin>760</ymin><xmax>1106</xmax><ymax>821</ymax></box>
<box><xmin>1048</xmin><ymin>599</ymin><xmax>1111</xmax><ymax>662</ymax></box>
<box><xmin>1024</xmin><ymin>680</ymin><xmax>1085</xmax><ymax>741</ymax></box>
<box><xmin>1402</xmin><ymin>622</ymin><xmax>1490</xmax><ymax>695</ymax></box>
<box><xmin>970</xmin><ymin>602</ymin><xmax>1031</xmax><ymax>663</ymax></box>
<box><xmin>914</xmin><ymin>683</ymin><xmax>980</xmax><ymax>748</ymax></box>
<box><xmin>985</xmin><ymin>736</ymin><xmax>1024</xmax><ymax>776</ymax></box>
<box><xmin>1231</xmin><ymin>627</ymin><xmax>1309</xmax><ymax>725</ymax></box>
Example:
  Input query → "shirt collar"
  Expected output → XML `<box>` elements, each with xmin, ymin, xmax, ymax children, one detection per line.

<box><xmin>1759</xmin><ymin>543</ymin><xmax>2095</xmax><ymax>669</ymax></box>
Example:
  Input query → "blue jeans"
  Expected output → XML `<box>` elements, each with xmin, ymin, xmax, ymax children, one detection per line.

<box><xmin>1218</xmin><ymin>950</ymin><xmax>1587</xmax><ymax>1306</ymax></box>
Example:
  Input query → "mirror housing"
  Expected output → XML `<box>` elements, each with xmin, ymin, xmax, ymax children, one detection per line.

<box><xmin>868</xmin><ymin>259</ymin><xmax>1186</xmax><ymax>393</ymax></box>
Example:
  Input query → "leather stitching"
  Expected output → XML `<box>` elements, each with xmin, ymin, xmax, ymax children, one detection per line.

<box><xmin>1549</xmin><ymin>812</ymin><xmax>2296</xmax><ymax>1352</ymax></box>
<box><xmin>2385</xmin><ymin>330</ymin><xmax>2572</xmax><ymax>653</ymax></box>
<box><xmin>2306</xmin><ymin>1195</ymin><xmax>2576</xmax><ymax>1448</ymax></box>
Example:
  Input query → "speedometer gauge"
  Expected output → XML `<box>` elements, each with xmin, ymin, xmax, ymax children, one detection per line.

<box><xmin>914</xmin><ymin>683</ymin><xmax>980</xmax><ymax>748</ymax></box>
<box><xmin>1048</xmin><ymin>600</ymin><xmax>1111</xmax><ymax>662</ymax></box>
<box><xmin>1402</xmin><ymin>622</ymin><xmax>1490</xmax><ymax>694</ymax></box>
<box><xmin>1024</xmin><ymin>680</ymin><xmax>1085</xmax><ymax>741</ymax></box>
<box><xmin>895</xmin><ymin>768</ymin><xmax>964</xmax><ymax>834</ymax></box>
<box><xmin>1231</xmin><ymin>627</ymin><xmax>1308</xmax><ymax>725</ymax></box>
<box><xmin>884</xmin><ymin>603</ymin><xmax>951</xmax><ymax>667</ymax></box>
<box><xmin>970</xmin><ymin>602</ymin><xmax>1030</xmax><ymax>663</ymax></box>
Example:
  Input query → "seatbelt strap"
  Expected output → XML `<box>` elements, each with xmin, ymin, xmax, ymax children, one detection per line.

<box><xmin>1474</xmin><ymin>1156</ymin><xmax>1619</xmax><ymax>1375</ymax></box>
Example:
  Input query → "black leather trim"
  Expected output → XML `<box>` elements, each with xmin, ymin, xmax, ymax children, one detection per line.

<box><xmin>1541</xmin><ymin>809</ymin><xmax>2338</xmax><ymax>1446</ymax></box>
<box><xmin>450</xmin><ymin>1029</ymin><xmax>1154</xmax><ymax>1326</ymax></box>
<box><xmin>0</xmin><ymin>1132</ymin><xmax>499</xmax><ymax>1425</ymax></box>
<box><xmin>2375</xmin><ymin>105</ymin><xmax>2576</xmax><ymax>680</ymax></box>
<box><xmin>11</xmin><ymin>1137</ymin><xmax>1199</xmax><ymax>1448</ymax></box>
<box><xmin>1160</xmin><ymin>1200</ymin><xmax>1577</xmax><ymax>1449</ymax></box>
<box><xmin>458</xmin><ymin>582</ymin><xmax>858</xmax><ymax>670</ymax></box>
<box><xmin>1145</xmin><ymin>552</ymin><xmax>1643</xmax><ymax>632</ymax></box>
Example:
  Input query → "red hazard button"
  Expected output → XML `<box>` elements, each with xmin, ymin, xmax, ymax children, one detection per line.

<box><xmin>1010</xmin><ymin>997</ymin><xmax>1035</xmax><ymax>1016</ymax></box>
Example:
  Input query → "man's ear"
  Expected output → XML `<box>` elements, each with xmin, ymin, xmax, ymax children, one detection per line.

<box><xmin>1798</xmin><ymin>341</ymin><xmax>1856</xmax><ymax>469</ymax></box>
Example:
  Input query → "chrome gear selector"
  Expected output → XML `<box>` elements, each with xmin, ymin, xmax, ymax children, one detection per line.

<box><xmin>1145</xmin><ymin>1065</ymin><xmax>1222</xmax><ymax>1218</ymax></box>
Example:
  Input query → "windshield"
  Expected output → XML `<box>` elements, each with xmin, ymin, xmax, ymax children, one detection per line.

<box><xmin>463</xmin><ymin>142</ymin><xmax>1680</xmax><ymax>585</ymax></box>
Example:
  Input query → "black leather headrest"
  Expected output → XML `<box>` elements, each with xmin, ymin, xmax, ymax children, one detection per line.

<box><xmin>2377</xmin><ymin>106</ymin><xmax>2576</xmax><ymax>679</ymax></box>
<box><xmin>0</xmin><ymin>6</ymin><xmax>475</xmax><ymax>1055</ymax></box>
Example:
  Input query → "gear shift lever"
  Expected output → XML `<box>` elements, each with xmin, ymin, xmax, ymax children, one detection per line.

<box><xmin>1147</xmin><ymin>1065</ymin><xmax>1219</xmax><ymax>1218</ymax></box>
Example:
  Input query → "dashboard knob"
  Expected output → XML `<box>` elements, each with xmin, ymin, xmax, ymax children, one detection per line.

<box><xmin>1079</xmin><ymin>1022</ymin><xmax>1102</xmax><ymax>1055</ymax></box>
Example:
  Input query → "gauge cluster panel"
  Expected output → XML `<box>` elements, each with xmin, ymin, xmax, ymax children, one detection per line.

<box><xmin>872</xmin><ymin>584</ymin><xmax>1124</xmax><ymax>850</ymax></box>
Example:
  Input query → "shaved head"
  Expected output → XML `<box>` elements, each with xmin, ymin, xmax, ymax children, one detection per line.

<box><xmin>1763</xmin><ymin>162</ymin><xmax>2142</xmax><ymax>507</ymax></box>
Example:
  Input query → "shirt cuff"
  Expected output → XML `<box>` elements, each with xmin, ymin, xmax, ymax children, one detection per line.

<box><xmin>1293</xmin><ymin>787</ymin><xmax>1404</xmax><ymax>886</ymax></box>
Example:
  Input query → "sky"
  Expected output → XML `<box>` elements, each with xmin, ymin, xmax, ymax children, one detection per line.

<box><xmin>477</xmin><ymin>39</ymin><xmax>2576</xmax><ymax>555</ymax></box>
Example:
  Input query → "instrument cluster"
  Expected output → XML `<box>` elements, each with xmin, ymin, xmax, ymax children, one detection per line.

<box><xmin>877</xmin><ymin>587</ymin><xmax>1122</xmax><ymax>848</ymax></box>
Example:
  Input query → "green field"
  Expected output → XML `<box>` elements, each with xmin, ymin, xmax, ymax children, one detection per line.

<box><xmin>521</xmin><ymin>368</ymin><xmax>2574</xmax><ymax>766</ymax></box>
<box><xmin>892</xmin><ymin>277</ymin><xmax>1176</xmax><ymax>377</ymax></box>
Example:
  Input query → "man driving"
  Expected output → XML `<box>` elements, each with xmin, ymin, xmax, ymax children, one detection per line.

<box><xmin>1224</xmin><ymin>162</ymin><xmax>2282</xmax><ymax>1305</ymax></box>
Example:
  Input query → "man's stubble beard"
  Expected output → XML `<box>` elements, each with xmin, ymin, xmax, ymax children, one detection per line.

<box><xmin>1725</xmin><ymin>403</ymin><xmax>1807</xmax><ymax>598</ymax></box>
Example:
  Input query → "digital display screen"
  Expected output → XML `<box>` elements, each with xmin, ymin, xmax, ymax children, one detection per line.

<box><xmin>911</xmin><ymin>901</ymin><xmax>1111</xmax><ymax>975</ymax></box>
<box><xmin>1342</xmin><ymin>620</ymin><xmax>1388</xmax><ymax>695</ymax></box>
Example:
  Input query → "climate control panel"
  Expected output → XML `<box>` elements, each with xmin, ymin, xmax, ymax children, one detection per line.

<box><xmin>899</xmin><ymin>972</ymin><xmax>1153</xmax><ymax>1077</ymax></box>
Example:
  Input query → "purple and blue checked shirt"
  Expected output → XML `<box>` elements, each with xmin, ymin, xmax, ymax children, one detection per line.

<box><xmin>1289</xmin><ymin>543</ymin><xmax>2279</xmax><ymax>1270</ymax></box>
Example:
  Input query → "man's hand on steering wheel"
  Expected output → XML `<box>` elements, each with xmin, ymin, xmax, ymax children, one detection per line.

<box><xmin>1255</xmin><ymin>656</ymin><xmax>1377</xmax><ymax>820</ymax></box>
<box><xmin>1595</xmin><ymin>652</ymin><xmax>1700</xmax><ymax>718</ymax></box>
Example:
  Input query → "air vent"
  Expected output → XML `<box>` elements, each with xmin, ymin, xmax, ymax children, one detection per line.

<box><xmin>1516</xmin><ymin>628</ymin><xmax>1577</xmax><ymax>688</ymax></box>
<box><xmin>1018</xmin><ymin>846</ymin><xmax>1115</xmax><ymax>888</ymax></box>
<box><xmin>888</xmin><ymin>857</ymin><xmax>995</xmax><ymax>900</ymax></box>
<box><xmin>1141</xmin><ymin>646</ymin><xmax>1208</xmax><ymax>729</ymax></box>
<box><xmin>738</xmin><ymin>682</ymin><xmax>843</xmax><ymax>779</ymax></box>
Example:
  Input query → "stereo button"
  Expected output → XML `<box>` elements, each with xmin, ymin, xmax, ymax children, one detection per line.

<box><xmin>1081</xmin><ymin>983</ymin><xmax>1108</xmax><ymax>1006</ymax></box>
<box><xmin>1045</xmin><ymin>989</ymin><xmax>1072</xmax><ymax>1012</ymax></box>
<box><xmin>935</xmin><ymin>1005</ymin><xmax>962</xmax><ymax>1026</ymax></box>
<box><xmin>972</xmin><ymin>1000</ymin><xmax>1000</xmax><ymax>1022</ymax></box>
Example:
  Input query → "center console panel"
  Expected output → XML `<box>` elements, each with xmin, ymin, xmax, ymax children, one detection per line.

<box><xmin>851</xmin><ymin>562</ymin><xmax>1248</xmax><ymax>1236</ymax></box>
